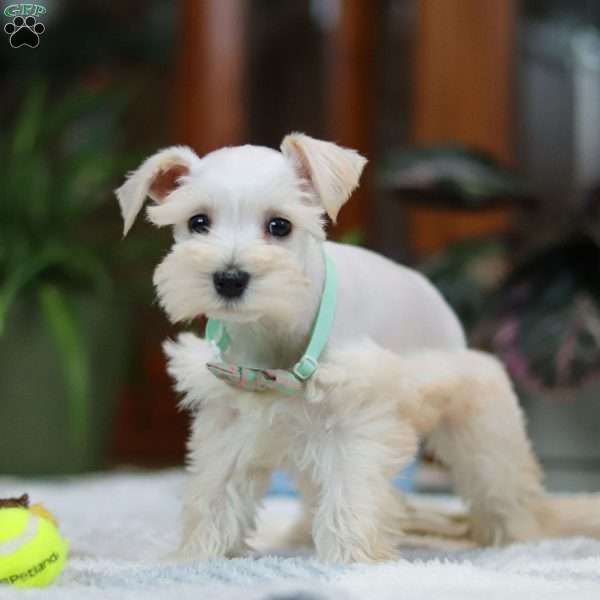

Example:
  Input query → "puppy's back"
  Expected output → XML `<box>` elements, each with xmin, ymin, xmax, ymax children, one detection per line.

<box><xmin>324</xmin><ymin>241</ymin><xmax>466</xmax><ymax>353</ymax></box>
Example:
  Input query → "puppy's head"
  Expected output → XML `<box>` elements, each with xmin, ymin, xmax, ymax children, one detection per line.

<box><xmin>116</xmin><ymin>133</ymin><xmax>366</xmax><ymax>324</ymax></box>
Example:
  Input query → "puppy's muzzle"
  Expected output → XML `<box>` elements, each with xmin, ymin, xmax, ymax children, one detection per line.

<box><xmin>213</xmin><ymin>268</ymin><xmax>250</xmax><ymax>299</ymax></box>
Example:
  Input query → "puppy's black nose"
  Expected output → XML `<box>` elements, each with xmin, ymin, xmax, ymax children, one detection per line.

<box><xmin>213</xmin><ymin>269</ymin><xmax>250</xmax><ymax>299</ymax></box>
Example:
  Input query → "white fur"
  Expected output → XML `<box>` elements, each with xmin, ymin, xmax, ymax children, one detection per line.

<box><xmin>117</xmin><ymin>134</ymin><xmax>600</xmax><ymax>563</ymax></box>
<box><xmin>281</xmin><ymin>132</ymin><xmax>368</xmax><ymax>222</ymax></box>
<box><xmin>116</xmin><ymin>145</ymin><xmax>201</xmax><ymax>236</ymax></box>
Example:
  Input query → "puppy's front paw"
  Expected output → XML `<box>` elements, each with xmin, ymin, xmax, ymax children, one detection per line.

<box><xmin>317</xmin><ymin>543</ymin><xmax>401</xmax><ymax>564</ymax></box>
<box><xmin>161</xmin><ymin>548</ymin><xmax>201</xmax><ymax>565</ymax></box>
<box><xmin>169</xmin><ymin>528</ymin><xmax>249</xmax><ymax>563</ymax></box>
<box><xmin>315</xmin><ymin>529</ymin><xmax>400</xmax><ymax>564</ymax></box>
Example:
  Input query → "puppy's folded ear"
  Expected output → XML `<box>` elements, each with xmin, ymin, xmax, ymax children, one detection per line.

<box><xmin>280</xmin><ymin>133</ymin><xmax>367</xmax><ymax>223</ymax></box>
<box><xmin>115</xmin><ymin>146</ymin><xmax>200</xmax><ymax>236</ymax></box>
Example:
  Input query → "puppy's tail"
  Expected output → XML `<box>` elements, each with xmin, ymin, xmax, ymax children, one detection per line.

<box><xmin>540</xmin><ymin>495</ymin><xmax>600</xmax><ymax>538</ymax></box>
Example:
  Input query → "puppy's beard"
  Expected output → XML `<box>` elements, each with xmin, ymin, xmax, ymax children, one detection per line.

<box><xmin>153</xmin><ymin>240</ymin><xmax>311</xmax><ymax>325</ymax></box>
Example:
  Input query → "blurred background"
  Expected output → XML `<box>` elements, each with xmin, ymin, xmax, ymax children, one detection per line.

<box><xmin>1</xmin><ymin>0</ymin><xmax>600</xmax><ymax>492</ymax></box>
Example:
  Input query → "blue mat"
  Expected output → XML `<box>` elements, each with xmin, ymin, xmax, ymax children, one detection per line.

<box><xmin>269</xmin><ymin>461</ymin><xmax>418</xmax><ymax>496</ymax></box>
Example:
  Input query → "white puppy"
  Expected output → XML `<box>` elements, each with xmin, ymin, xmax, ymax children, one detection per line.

<box><xmin>116</xmin><ymin>134</ymin><xmax>600</xmax><ymax>563</ymax></box>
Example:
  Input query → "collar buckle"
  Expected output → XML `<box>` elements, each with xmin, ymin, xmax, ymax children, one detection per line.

<box><xmin>292</xmin><ymin>355</ymin><xmax>319</xmax><ymax>381</ymax></box>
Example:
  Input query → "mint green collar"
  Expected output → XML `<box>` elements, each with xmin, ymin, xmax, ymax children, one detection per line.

<box><xmin>205</xmin><ymin>252</ymin><xmax>337</xmax><ymax>383</ymax></box>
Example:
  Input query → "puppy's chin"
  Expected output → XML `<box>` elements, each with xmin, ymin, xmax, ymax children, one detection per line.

<box><xmin>205</xmin><ymin>305</ymin><xmax>262</xmax><ymax>324</ymax></box>
<box><xmin>207</xmin><ymin>287</ymin><xmax>309</xmax><ymax>325</ymax></box>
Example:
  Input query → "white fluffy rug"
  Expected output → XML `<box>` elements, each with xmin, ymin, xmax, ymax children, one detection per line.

<box><xmin>1</xmin><ymin>470</ymin><xmax>600</xmax><ymax>599</ymax></box>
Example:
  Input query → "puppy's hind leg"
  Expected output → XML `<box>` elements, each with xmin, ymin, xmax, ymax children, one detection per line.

<box><xmin>399</xmin><ymin>496</ymin><xmax>470</xmax><ymax>542</ymax></box>
<box><xmin>425</xmin><ymin>351</ymin><xmax>548</xmax><ymax>545</ymax></box>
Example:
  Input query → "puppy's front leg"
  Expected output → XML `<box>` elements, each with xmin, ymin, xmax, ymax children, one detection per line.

<box><xmin>285</xmin><ymin>472</ymin><xmax>319</xmax><ymax>548</ymax></box>
<box><xmin>178</xmin><ymin>406</ymin><xmax>271</xmax><ymax>560</ymax></box>
<box><xmin>310</xmin><ymin>417</ymin><xmax>418</xmax><ymax>563</ymax></box>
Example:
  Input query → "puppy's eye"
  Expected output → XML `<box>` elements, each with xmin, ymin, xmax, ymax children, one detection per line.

<box><xmin>267</xmin><ymin>217</ymin><xmax>292</xmax><ymax>238</ymax></box>
<box><xmin>188</xmin><ymin>214</ymin><xmax>211</xmax><ymax>234</ymax></box>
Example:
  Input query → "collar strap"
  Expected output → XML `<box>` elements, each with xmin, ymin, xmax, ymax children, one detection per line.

<box><xmin>205</xmin><ymin>252</ymin><xmax>337</xmax><ymax>382</ymax></box>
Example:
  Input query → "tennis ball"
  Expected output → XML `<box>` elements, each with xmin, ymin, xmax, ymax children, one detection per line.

<box><xmin>0</xmin><ymin>507</ymin><xmax>68</xmax><ymax>588</ymax></box>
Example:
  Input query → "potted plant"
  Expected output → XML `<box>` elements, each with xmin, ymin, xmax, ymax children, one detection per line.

<box><xmin>0</xmin><ymin>81</ymin><xmax>135</xmax><ymax>475</ymax></box>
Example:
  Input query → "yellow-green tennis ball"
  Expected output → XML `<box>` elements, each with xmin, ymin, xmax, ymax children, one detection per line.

<box><xmin>0</xmin><ymin>507</ymin><xmax>68</xmax><ymax>588</ymax></box>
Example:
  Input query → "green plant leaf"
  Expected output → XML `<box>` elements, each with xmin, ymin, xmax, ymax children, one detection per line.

<box><xmin>10</xmin><ymin>79</ymin><xmax>46</xmax><ymax>159</ymax></box>
<box><xmin>38</xmin><ymin>284</ymin><xmax>90</xmax><ymax>449</ymax></box>
<box><xmin>42</xmin><ymin>88</ymin><xmax>110</xmax><ymax>140</ymax></box>
<box><xmin>0</xmin><ymin>250</ymin><xmax>62</xmax><ymax>335</ymax></box>
<box><xmin>338</xmin><ymin>228</ymin><xmax>366</xmax><ymax>246</ymax></box>
<box><xmin>59</xmin><ymin>243</ymin><xmax>114</xmax><ymax>294</ymax></box>
<box><xmin>59</xmin><ymin>152</ymin><xmax>121</xmax><ymax>218</ymax></box>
